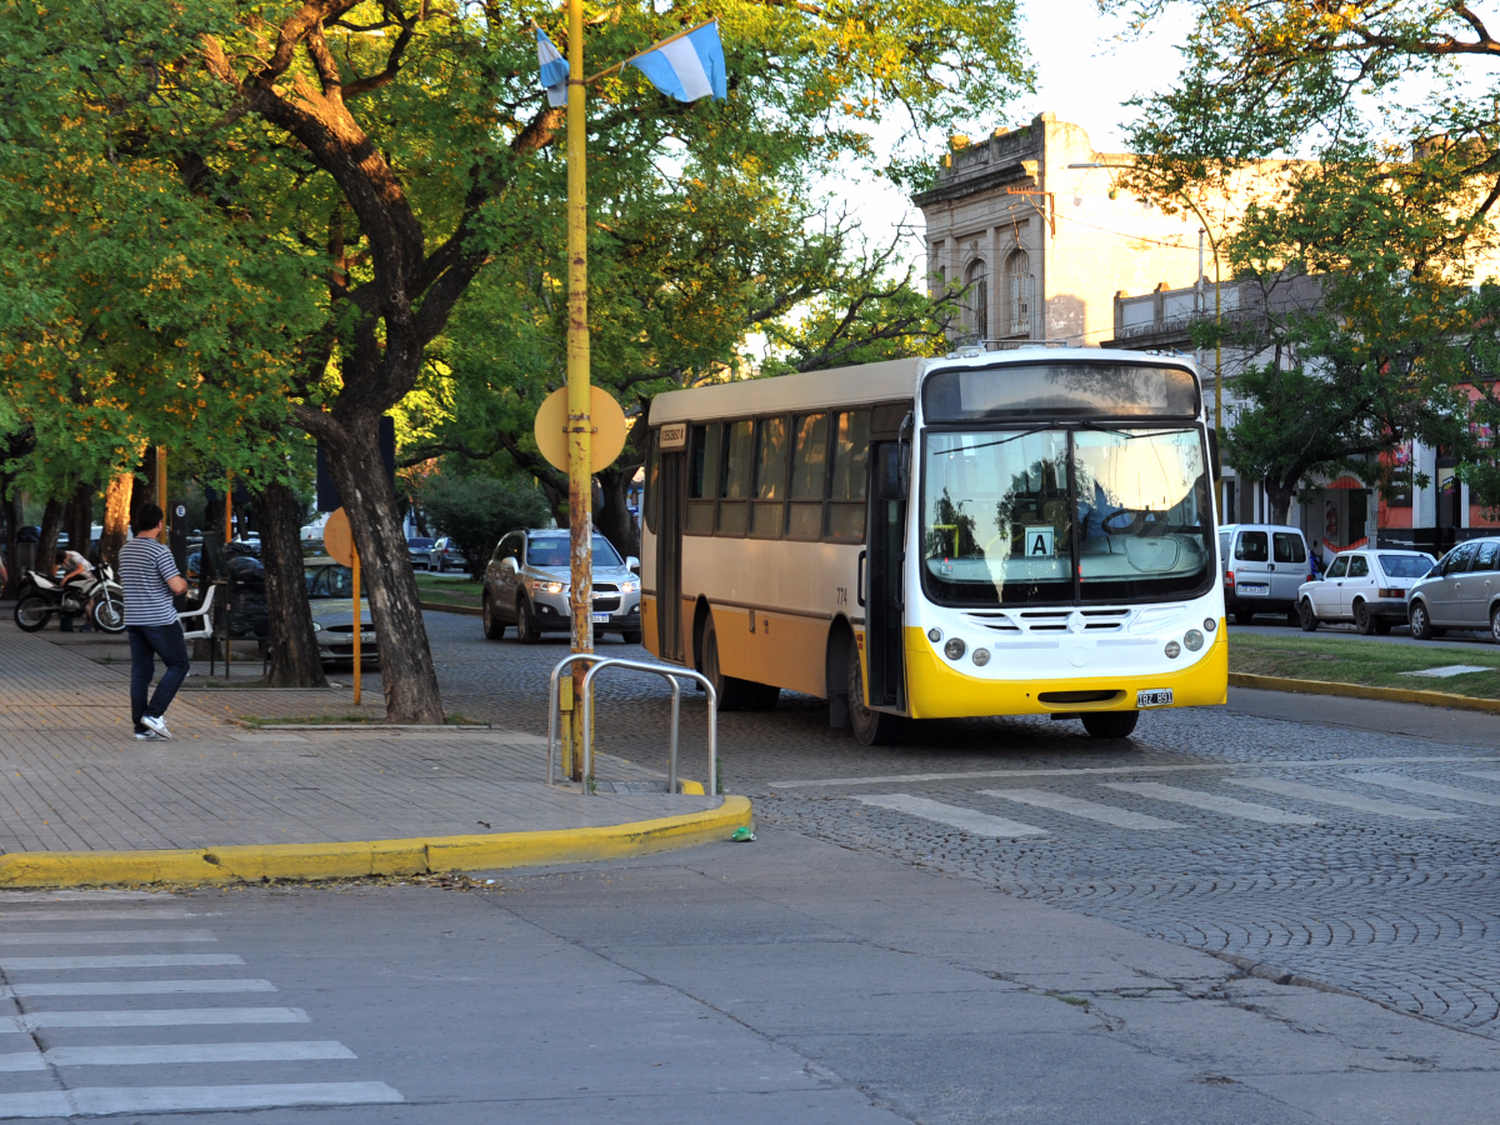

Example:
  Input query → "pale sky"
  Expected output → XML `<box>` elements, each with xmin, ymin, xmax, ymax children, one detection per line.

<box><xmin>836</xmin><ymin>0</ymin><xmax>1188</xmax><ymax>273</ymax></box>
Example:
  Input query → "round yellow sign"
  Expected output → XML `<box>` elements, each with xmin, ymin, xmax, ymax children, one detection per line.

<box><xmin>533</xmin><ymin>386</ymin><xmax>628</xmax><ymax>474</ymax></box>
<box><xmin>322</xmin><ymin>507</ymin><xmax>355</xmax><ymax>568</ymax></box>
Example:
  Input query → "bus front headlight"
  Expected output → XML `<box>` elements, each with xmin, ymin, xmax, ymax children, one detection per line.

<box><xmin>944</xmin><ymin>638</ymin><xmax>966</xmax><ymax>661</ymax></box>
<box><xmin>1184</xmin><ymin>629</ymin><xmax>1204</xmax><ymax>651</ymax></box>
<box><xmin>971</xmin><ymin>648</ymin><xmax>990</xmax><ymax>667</ymax></box>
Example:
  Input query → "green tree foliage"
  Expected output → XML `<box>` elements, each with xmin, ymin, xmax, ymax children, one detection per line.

<box><xmin>420</xmin><ymin>474</ymin><xmax>553</xmax><ymax>579</ymax></box>
<box><xmin>0</xmin><ymin>0</ymin><xmax>1028</xmax><ymax>720</ymax></box>
<box><xmin>1109</xmin><ymin>0</ymin><xmax>1500</xmax><ymax>518</ymax></box>
<box><xmin>1204</xmin><ymin>153</ymin><xmax>1483</xmax><ymax>522</ymax></box>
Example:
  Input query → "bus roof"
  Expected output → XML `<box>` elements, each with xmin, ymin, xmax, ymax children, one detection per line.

<box><xmin>649</xmin><ymin>357</ymin><xmax>926</xmax><ymax>424</ymax></box>
<box><xmin>646</xmin><ymin>348</ymin><xmax>1198</xmax><ymax>424</ymax></box>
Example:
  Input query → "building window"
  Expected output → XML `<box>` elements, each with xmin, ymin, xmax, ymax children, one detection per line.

<box><xmin>1006</xmin><ymin>250</ymin><xmax>1031</xmax><ymax>336</ymax></box>
<box><xmin>965</xmin><ymin>260</ymin><xmax>988</xmax><ymax>341</ymax></box>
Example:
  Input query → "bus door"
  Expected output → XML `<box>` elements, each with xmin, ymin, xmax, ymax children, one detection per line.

<box><xmin>656</xmin><ymin>450</ymin><xmax>687</xmax><ymax>661</ymax></box>
<box><xmin>863</xmin><ymin>440</ymin><xmax>906</xmax><ymax>711</ymax></box>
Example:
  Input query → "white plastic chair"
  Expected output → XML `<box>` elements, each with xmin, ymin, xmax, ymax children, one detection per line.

<box><xmin>178</xmin><ymin>584</ymin><xmax>217</xmax><ymax>641</ymax></box>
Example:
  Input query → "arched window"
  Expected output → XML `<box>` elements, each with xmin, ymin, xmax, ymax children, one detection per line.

<box><xmin>1006</xmin><ymin>250</ymin><xmax>1031</xmax><ymax>337</ymax></box>
<box><xmin>965</xmin><ymin>260</ymin><xmax>988</xmax><ymax>341</ymax></box>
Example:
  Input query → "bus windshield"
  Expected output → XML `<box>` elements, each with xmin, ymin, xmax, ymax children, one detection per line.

<box><xmin>921</xmin><ymin>426</ymin><xmax>1214</xmax><ymax>605</ymax></box>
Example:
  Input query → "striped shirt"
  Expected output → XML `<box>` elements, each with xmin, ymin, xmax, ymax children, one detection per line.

<box><xmin>119</xmin><ymin>537</ymin><xmax>181</xmax><ymax>626</ymax></box>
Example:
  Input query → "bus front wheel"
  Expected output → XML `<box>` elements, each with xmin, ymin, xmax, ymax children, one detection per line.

<box><xmin>848</xmin><ymin>641</ymin><xmax>902</xmax><ymax>746</ymax></box>
<box><xmin>1081</xmin><ymin>711</ymin><xmax>1139</xmax><ymax>739</ymax></box>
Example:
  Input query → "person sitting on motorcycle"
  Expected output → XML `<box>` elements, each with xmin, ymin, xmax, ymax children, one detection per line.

<box><xmin>55</xmin><ymin>548</ymin><xmax>94</xmax><ymax>586</ymax></box>
<box><xmin>55</xmin><ymin>548</ymin><xmax>97</xmax><ymax>630</ymax></box>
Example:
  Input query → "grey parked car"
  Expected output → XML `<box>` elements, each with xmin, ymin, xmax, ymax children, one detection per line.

<box><xmin>481</xmin><ymin>529</ymin><xmax>642</xmax><ymax>644</ymax></box>
<box><xmin>1407</xmin><ymin>537</ymin><xmax>1500</xmax><ymax>642</ymax></box>
<box><xmin>427</xmin><ymin>536</ymin><xmax>467</xmax><ymax>572</ymax></box>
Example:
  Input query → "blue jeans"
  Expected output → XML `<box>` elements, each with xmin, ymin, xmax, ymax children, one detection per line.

<box><xmin>128</xmin><ymin>624</ymin><xmax>190</xmax><ymax>732</ymax></box>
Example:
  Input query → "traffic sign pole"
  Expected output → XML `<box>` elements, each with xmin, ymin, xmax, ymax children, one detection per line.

<box><xmin>566</xmin><ymin>0</ymin><xmax>592</xmax><ymax>785</ymax></box>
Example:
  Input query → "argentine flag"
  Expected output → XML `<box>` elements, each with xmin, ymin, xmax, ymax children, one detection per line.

<box><xmin>536</xmin><ymin>27</ymin><xmax>569</xmax><ymax>107</ymax></box>
<box><xmin>628</xmin><ymin>21</ymin><xmax>727</xmax><ymax>102</ymax></box>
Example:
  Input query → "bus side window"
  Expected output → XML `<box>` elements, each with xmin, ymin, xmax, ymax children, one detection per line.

<box><xmin>751</xmin><ymin>417</ymin><xmax>789</xmax><ymax>538</ymax></box>
<box><xmin>827</xmin><ymin>410</ymin><xmax>870</xmax><ymax>541</ymax></box>
<box><xmin>687</xmin><ymin>423</ymin><xmax>719</xmax><ymax>535</ymax></box>
<box><xmin>788</xmin><ymin>414</ymin><xmax>829</xmax><ymax>539</ymax></box>
<box><xmin>718</xmin><ymin>419</ymin><xmax>753</xmax><ymax>535</ymax></box>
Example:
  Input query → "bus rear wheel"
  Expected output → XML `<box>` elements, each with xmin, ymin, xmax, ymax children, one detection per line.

<box><xmin>1081</xmin><ymin>711</ymin><xmax>1139</xmax><ymax>739</ymax></box>
<box><xmin>848</xmin><ymin>640</ymin><xmax>902</xmax><ymax>746</ymax></box>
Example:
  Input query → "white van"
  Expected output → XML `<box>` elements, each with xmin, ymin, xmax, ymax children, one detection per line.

<box><xmin>1218</xmin><ymin>523</ymin><xmax>1316</xmax><ymax>625</ymax></box>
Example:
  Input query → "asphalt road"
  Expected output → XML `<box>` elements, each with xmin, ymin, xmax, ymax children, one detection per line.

<box><xmin>425</xmin><ymin>612</ymin><xmax>1500</xmax><ymax>1042</ymax></box>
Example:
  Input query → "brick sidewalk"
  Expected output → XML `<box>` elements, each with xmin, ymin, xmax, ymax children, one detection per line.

<box><xmin>0</xmin><ymin>620</ymin><xmax>720</xmax><ymax>857</ymax></box>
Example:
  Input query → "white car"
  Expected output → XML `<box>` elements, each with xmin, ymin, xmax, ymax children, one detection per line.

<box><xmin>1296</xmin><ymin>548</ymin><xmax>1436</xmax><ymax>635</ymax></box>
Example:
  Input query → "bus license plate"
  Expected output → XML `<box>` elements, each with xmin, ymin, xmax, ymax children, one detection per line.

<box><xmin>1137</xmin><ymin>689</ymin><xmax>1174</xmax><ymax>708</ymax></box>
<box><xmin>591</xmin><ymin>613</ymin><xmax>611</xmax><ymax>623</ymax></box>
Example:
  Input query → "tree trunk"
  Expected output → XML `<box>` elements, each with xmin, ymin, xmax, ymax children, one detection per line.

<box><xmin>256</xmin><ymin>479</ymin><xmax>328</xmax><ymax>690</ymax></box>
<box><xmin>64</xmin><ymin>480</ymin><xmax>95</xmax><ymax>562</ymax></box>
<box><xmin>595</xmin><ymin>466</ymin><xmax>639</xmax><ymax>559</ymax></box>
<box><xmin>1266</xmin><ymin>478</ymin><xmax>1296</xmax><ymax>526</ymax></box>
<box><xmin>98</xmin><ymin>473</ymin><xmax>134</xmax><ymax>570</ymax></box>
<box><xmin>0</xmin><ymin>487</ymin><xmax>22</xmax><ymax>599</ymax></box>
<box><xmin>310</xmin><ymin>409</ymin><xmax>444</xmax><ymax>723</ymax></box>
<box><xmin>36</xmin><ymin>499</ymin><xmax>64</xmax><ymax>576</ymax></box>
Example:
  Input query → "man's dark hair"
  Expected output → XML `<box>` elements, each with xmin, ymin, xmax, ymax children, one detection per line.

<box><xmin>54</xmin><ymin>549</ymin><xmax>66</xmax><ymax>563</ymax></box>
<box><xmin>132</xmin><ymin>504</ymin><xmax>165</xmax><ymax>535</ymax></box>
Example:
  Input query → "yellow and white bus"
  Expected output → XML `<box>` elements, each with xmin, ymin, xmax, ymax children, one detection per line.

<box><xmin>640</xmin><ymin>347</ymin><xmax>1226</xmax><ymax>744</ymax></box>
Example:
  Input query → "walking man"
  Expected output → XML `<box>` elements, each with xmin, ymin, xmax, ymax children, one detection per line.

<box><xmin>120</xmin><ymin>504</ymin><xmax>190</xmax><ymax>741</ymax></box>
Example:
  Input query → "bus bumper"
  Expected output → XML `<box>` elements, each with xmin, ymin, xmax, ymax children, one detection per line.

<box><xmin>902</xmin><ymin>624</ymin><xmax>1228</xmax><ymax>720</ymax></box>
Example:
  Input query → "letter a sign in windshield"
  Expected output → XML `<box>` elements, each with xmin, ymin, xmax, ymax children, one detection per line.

<box><xmin>1025</xmin><ymin>527</ymin><xmax>1055</xmax><ymax>557</ymax></box>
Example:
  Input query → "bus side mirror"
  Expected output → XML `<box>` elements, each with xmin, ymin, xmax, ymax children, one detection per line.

<box><xmin>877</xmin><ymin>444</ymin><xmax>907</xmax><ymax>501</ymax></box>
<box><xmin>1207</xmin><ymin>429</ymin><xmax>1222</xmax><ymax>482</ymax></box>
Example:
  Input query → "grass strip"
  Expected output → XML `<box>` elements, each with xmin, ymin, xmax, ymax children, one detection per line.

<box><xmin>1230</xmin><ymin>633</ymin><xmax>1500</xmax><ymax>699</ymax></box>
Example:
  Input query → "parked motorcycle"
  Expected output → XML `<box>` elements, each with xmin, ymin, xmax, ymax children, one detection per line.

<box><xmin>13</xmin><ymin>563</ymin><xmax>125</xmax><ymax>633</ymax></box>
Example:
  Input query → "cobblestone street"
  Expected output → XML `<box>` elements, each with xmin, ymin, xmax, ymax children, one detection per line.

<box><xmin>427</xmin><ymin>611</ymin><xmax>1500</xmax><ymax>1040</ymax></box>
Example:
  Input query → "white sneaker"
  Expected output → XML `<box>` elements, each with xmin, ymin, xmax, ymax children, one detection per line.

<box><xmin>141</xmin><ymin>715</ymin><xmax>172</xmax><ymax>739</ymax></box>
<box><xmin>134</xmin><ymin>729</ymin><xmax>164</xmax><ymax>741</ymax></box>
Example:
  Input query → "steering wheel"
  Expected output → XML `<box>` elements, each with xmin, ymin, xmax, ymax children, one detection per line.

<box><xmin>1101</xmin><ymin>509</ymin><xmax>1148</xmax><ymax>535</ymax></box>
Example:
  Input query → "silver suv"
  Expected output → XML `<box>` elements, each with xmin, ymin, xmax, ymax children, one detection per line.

<box><xmin>481</xmin><ymin>529</ymin><xmax>642</xmax><ymax>644</ymax></box>
<box><xmin>1407</xmin><ymin>537</ymin><xmax>1500</xmax><ymax>642</ymax></box>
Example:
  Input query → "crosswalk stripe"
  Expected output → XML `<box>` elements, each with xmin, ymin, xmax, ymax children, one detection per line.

<box><xmin>853</xmin><ymin>794</ymin><xmax>1046</xmax><ymax>838</ymax></box>
<box><xmin>0</xmin><ymin>910</ymin><xmax>196</xmax><ymax>922</ymax></box>
<box><xmin>46</xmin><ymin>1041</ymin><xmax>356</xmax><ymax>1067</ymax></box>
<box><xmin>0</xmin><ymin>1082</ymin><xmax>403</xmax><ymax>1117</ymax></box>
<box><xmin>0</xmin><ymin>1052</ymin><xmax>43</xmax><ymax>1073</ymax></box>
<box><xmin>3</xmin><ymin>979</ymin><xmax>275</xmax><ymax>998</ymax></box>
<box><xmin>0</xmin><ymin>954</ymin><xmax>244</xmax><ymax>971</ymax></box>
<box><xmin>0</xmin><ymin>930</ymin><xmax>215</xmax><ymax>946</ymax></box>
<box><xmin>1460</xmin><ymin>769</ymin><xmax>1500</xmax><ymax>785</ymax></box>
<box><xmin>978</xmin><ymin>788</ymin><xmax>1183</xmax><ymax>829</ymax></box>
<box><xmin>1100</xmin><ymin>782</ymin><xmax>1319</xmax><ymax>825</ymax></box>
<box><xmin>1348</xmin><ymin>772</ymin><xmax>1500</xmax><ymax>808</ymax></box>
<box><xmin>1223</xmin><ymin>777</ymin><xmax>1460</xmax><ymax>820</ymax></box>
<box><xmin>0</xmin><ymin>1008</ymin><xmax>309</xmax><ymax>1032</ymax></box>
<box><xmin>768</xmin><ymin>754</ymin><xmax>1500</xmax><ymax>789</ymax></box>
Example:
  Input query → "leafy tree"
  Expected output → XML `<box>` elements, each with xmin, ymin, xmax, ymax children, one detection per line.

<box><xmin>1108</xmin><ymin>0</ymin><xmax>1500</xmax><ymax>520</ymax></box>
<box><xmin>0</xmin><ymin>0</ymin><xmax>1028</xmax><ymax>722</ymax></box>
<box><xmin>420</xmin><ymin>473</ymin><xmax>553</xmax><ymax>579</ymax></box>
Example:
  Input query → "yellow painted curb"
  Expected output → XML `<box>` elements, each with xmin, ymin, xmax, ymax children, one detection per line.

<box><xmin>0</xmin><ymin>797</ymin><xmax>754</xmax><ymax>890</ymax></box>
<box><xmin>1229</xmin><ymin>673</ymin><xmax>1500</xmax><ymax>715</ymax></box>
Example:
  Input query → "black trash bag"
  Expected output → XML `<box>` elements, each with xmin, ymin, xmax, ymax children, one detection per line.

<box><xmin>225</xmin><ymin>549</ymin><xmax>268</xmax><ymax>638</ymax></box>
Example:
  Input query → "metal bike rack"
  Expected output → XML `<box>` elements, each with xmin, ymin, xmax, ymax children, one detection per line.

<box><xmin>547</xmin><ymin>654</ymin><xmax>718</xmax><ymax>795</ymax></box>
